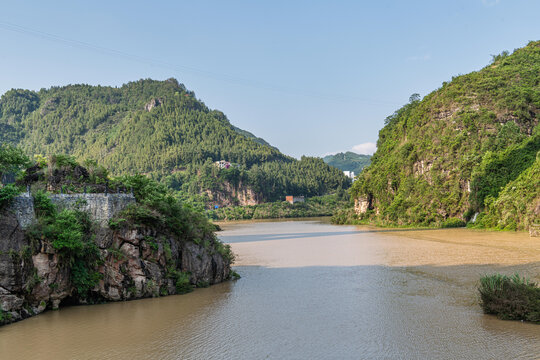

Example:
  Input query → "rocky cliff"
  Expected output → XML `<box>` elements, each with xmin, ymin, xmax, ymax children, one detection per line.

<box><xmin>349</xmin><ymin>41</ymin><xmax>540</xmax><ymax>230</ymax></box>
<box><xmin>206</xmin><ymin>181</ymin><xmax>263</xmax><ymax>208</ymax></box>
<box><xmin>0</xmin><ymin>195</ymin><xmax>232</xmax><ymax>326</ymax></box>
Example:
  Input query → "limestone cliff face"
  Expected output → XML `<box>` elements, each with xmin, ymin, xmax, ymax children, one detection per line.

<box><xmin>0</xmin><ymin>203</ymin><xmax>231</xmax><ymax>325</ymax></box>
<box><xmin>95</xmin><ymin>226</ymin><xmax>229</xmax><ymax>302</ymax></box>
<box><xmin>206</xmin><ymin>181</ymin><xmax>262</xmax><ymax>208</ymax></box>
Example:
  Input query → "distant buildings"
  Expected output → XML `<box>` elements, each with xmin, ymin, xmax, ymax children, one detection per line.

<box><xmin>343</xmin><ymin>171</ymin><xmax>355</xmax><ymax>181</ymax></box>
<box><xmin>286</xmin><ymin>195</ymin><xmax>305</xmax><ymax>204</ymax></box>
<box><xmin>214</xmin><ymin>160</ymin><xmax>231</xmax><ymax>169</ymax></box>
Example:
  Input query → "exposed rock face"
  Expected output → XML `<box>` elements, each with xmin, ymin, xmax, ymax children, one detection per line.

<box><xmin>206</xmin><ymin>181</ymin><xmax>262</xmax><ymax>208</ymax></box>
<box><xmin>9</xmin><ymin>194</ymin><xmax>35</xmax><ymax>228</ymax></box>
<box><xmin>144</xmin><ymin>98</ymin><xmax>163</xmax><ymax>111</ymax></box>
<box><xmin>354</xmin><ymin>195</ymin><xmax>373</xmax><ymax>214</ymax></box>
<box><xmin>0</xmin><ymin>209</ymin><xmax>34</xmax><ymax>321</ymax></box>
<box><xmin>95</xmin><ymin>226</ymin><xmax>229</xmax><ymax>301</ymax></box>
<box><xmin>0</xmin><ymin>206</ymin><xmax>231</xmax><ymax>325</ymax></box>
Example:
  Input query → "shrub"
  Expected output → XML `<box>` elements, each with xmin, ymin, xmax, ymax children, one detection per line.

<box><xmin>33</xmin><ymin>190</ymin><xmax>56</xmax><ymax>217</ymax></box>
<box><xmin>174</xmin><ymin>271</ymin><xmax>193</xmax><ymax>294</ymax></box>
<box><xmin>441</xmin><ymin>217</ymin><xmax>466</xmax><ymax>228</ymax></box>
<box><xmin>28</xmin><ymin>196</ymin><xmax>101</xmax><ymax>300</ymax></box>
<box><xmin>0</xmin><ymin>184</ymin><xmax>21</xmax><ymax>208</ymax></box>
<box><xmin>108</xmin><ymin>217</ymin><xmax>126</xmax><ymax>230</ymax></box>
<box><xmin>216</xmin><ymin>242</ymin><xmax>235</xmax><ymax>263</ymax></box>
<box><xmin>50</xmin><ymin>154</ymin><xmax>78</xmax><ymax>169</ymax></box>
<box><xmin>0</xmin><ymin>144</ymin><xmax>30</xmax><ymax>177</ymax></box>
<box><xmin>478</xmin><ymin>273</ymin><xmax>540</xmax><ymax>323</ymax></box>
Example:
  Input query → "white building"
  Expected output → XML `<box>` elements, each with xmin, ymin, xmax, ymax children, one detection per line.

<box><xmin>343</xmin><ymin>171</ymin><xmax>355</xmax><ymax>181</ymax></box>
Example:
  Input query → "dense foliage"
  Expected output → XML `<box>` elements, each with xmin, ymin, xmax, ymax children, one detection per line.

<box><xmin>27</xmin><ymin>194</ymin><xmax>102</xmax><ymax>299</ymax></box>
<box><xmin>208</xmin><ymin>194</ymin><xmax>348</xmax><ymax>221</ymax></box>
<box><xmin>0</xmin><ymin>143</ymin><xmax>29</xmax><ymax>207</ymax></box>
<box><xmin>323</xmin><ymin>152</ymin><xmax>371</xmax><ymax>175</ymax></box>
<box><xmin>163</xmin><ymin>156</ymin><xmax>349</xmax><ymax>207</ymax></box>
<box><xmin>0</xmin><ymin>78</ymin><xmax>348</xmax><ymax>205</ymax></box>
<box><xmin>18</xmin><ymin>154</ymin><xmax>111</xmax><ymax>194</ymax></box>
<box><xmin>0</xmin><ymin>184</ymin><xmax>21</xmax><ymax>209</ymax></box>
<box><xmin>0</xmin><ymin>143</ymin><xmax>30</xmax><ymax>179</ymax></box>
<box><xmin>113</xmin><ymin>175</ymin><xmax>223</xmax><ymax>244</ymax></box>
<box><xmin>478</xmin><ymin>273</ymin><xmax>540</xmax><ymax>323</ymax></box>
<box><xmin>347</xmin><ymin>41</ymin><xmax>540</xmax><ymax>229</ymax></box>
<box><xmin>470</xmin><ymin>155</ymin><xmax>540</xmax><ymax>230</ymax></box>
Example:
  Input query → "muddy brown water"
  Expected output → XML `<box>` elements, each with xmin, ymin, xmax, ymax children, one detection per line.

<box><xmin>1</xmin><ymin>219</ymin><xmax>539</xmax><ymax>359</ymax></box>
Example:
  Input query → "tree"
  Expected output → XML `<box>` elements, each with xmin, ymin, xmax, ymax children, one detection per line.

<box><xmin>409</xmin><ymin>93</ymin><xmax>421</xmax><ymax>103</ymax></box>
<box><xmin>0</xmin><ymin>144</ymin><xmax>30</xmax><ymax>181</ymax></box>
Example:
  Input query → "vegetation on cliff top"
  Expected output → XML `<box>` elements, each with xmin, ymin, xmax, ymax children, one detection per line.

<box><xmin>345</xmin><ymin>41</ymin><xmax>540</xmax><ymax>229</ymax></box>
<box><xmin>16</xmin><ymin>154</ymin><xmax>234</xmax><ymax>303</ymax></box>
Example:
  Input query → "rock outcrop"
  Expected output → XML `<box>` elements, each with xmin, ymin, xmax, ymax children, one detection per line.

<box><xmin>349</xmin><ymin>42</ymin><xmax>540</xmax><ymax>229</ymax></box>
<box><xmin>206</xmin><ymin>181</ymin><xmax>262</xmax><ymax>208</ymax></box>
<box><xmin>144</xmin><ymin>98</ymin><xmax>163</xmax><ymax>111</ymax></box>
<box><xmin>0</xmin><ymin>201</ymin><xmax>231</xmax><ymax>326</ymax></box>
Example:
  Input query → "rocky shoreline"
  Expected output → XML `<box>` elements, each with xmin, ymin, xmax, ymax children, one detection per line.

<box><xmin>0</xmin><ymin>197</ymin><xmax>232</xmax><ymax>326</ymax></box>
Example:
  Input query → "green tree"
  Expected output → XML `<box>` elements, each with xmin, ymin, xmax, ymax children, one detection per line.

<box><xmin>0</xmin><ymin>143</ymin><xmax>30</xmax><ymax>180</ymax></box>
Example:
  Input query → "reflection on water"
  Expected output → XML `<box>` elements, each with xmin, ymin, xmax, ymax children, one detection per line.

<box><xmin>0</xmin><ymin>220</ymin><xmax>539</xmax><ymax>359</ymax></box>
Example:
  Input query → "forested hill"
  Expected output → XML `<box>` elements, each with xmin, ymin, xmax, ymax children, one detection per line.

<box><xmin>0</xmin><ymin>78</ymin><xmax>349</xmax><ymax>203</ymax></box>
<box><xmin>0</xmin><ymin>79</ymin><xmax>288</xmax><ymax>172</ymax></box>
<box><xmin>349</xmin><ymin>41</ymin><xmax>540</xmax><ymax>230</ymax></box>
<box><xmin>323</xmin><ymin>152</ymin><xmax>371</xmax><ymax>175</ymax></box>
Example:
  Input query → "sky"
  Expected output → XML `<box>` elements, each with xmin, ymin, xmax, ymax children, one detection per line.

<box><xmin>0</xmin><ymin>0</ymin><xmax>539</xmax><ymax>158</ymax></box>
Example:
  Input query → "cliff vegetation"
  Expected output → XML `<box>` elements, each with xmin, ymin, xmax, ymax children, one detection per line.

<box><xmin>340</xmin><ymin>41</ymin><xmax>540</xmax><ymax>230</ymax></box>
<box><xmin>0</xmin><ymin>154</ymin><xmax>232</xmax><ymax>326</ymax></box>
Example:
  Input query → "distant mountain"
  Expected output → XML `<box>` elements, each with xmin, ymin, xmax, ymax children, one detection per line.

<box><xmin>323</xmin><ymin>152</ymin><xmax>371</xmax><ymax>175</ymax></box>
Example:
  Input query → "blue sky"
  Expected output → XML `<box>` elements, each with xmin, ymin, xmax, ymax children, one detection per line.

<box><xmin>0</xmin><ymin>0</ymin><xmax>539</xmax><ymax>158</ymax></box>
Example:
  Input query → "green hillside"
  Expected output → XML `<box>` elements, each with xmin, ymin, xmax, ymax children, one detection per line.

<box><xmin>0</xmin><ymin>79</ymin><xmax>349</xmax><ymax>204</ymax></box>
<box><xmin>323</xmin><ymin>152</ymin><xmax>371</xmax><ymax>175</ymax></box>
<box><xmin>345</xmin><ymin>41</ymin><xmax>540</xmax><ymax>230</ymax></box>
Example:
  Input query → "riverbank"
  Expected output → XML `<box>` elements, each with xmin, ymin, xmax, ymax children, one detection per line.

<box><xmin>331</xmin><ymin>207</ymin><xmax>539</xmax><ymax>235</ymax></box>
<box><xmin>207</xmin><ymin>194</ymin><xmax>347</xmax><ymax>221</ymax></box>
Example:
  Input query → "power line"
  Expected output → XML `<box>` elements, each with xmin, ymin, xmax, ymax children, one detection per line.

<box><xmin>0</xmin><ymin>20</ymin><xmax>401</xmax><ymax>106</ymax></box>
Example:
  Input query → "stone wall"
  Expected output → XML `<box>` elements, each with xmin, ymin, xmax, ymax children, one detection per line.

<box><xmin>49</xmin><ymin>194</ymin><xmax>135</xmax><ymax>226</ymax></box>
<box><xmin>9</xmin><ymin>194</ymin><xmax>35</xmax><ymax>228</ymax></box>
<box><xmin>9</xmin><ymin>193</ymin><xmax>136</xmax><ymax>228</ymax></box>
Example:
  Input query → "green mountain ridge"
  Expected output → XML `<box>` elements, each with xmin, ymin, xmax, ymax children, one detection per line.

<box><xmin>347</xmin><ymin>41</ymin><xmax>540</xmax><ymax>230</ymax></box>
<box><xmin>230</xmin><ymin>125</ymin><xmax>279</xmax><ymax>151</ymax></box>
<box><xmin>323</xmin><ymin>152</ymin><xmax>371</xmax><ymax>175</ymax></box>
<box><xmin>0</xmin><ymin>78</ymin><xmax>349</xmax><ymax>204</ymax></box>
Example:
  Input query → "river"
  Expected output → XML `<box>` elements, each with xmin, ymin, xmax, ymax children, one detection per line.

<box><xmin>0</xmin><ymin>219</ymin><xmax>539</xmax><ymax>359</ymax></box>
